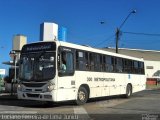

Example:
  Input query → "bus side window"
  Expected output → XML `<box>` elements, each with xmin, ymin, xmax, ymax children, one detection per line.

<box><xmin>90</xmin><ymin>53</ymin><xmax>94</xmax><ymax>71</ymax></box>
<box><xmin>124</xmin><ymin>59</ymin><xmax>132</xmax><ymax>73</ymax></box>
<box><xmin>94</xmin><ymin>54</ymin><xmax>101</xmax><ymax>72</ymax></box>
<box><xmin>106</xmin><ymin>56</ymin><xmax>113</xmax><ymax>72</ymax></box>
<box><xmin>100</xmin><ymin>55</ymin><xmax>103</xmax><ymax>71</ymax></box>
<box><xmin>66</xmin><ymin>52</ymin><xmax>74</xmax><ymax>71</ymax></box>
<box><xmin>102</xmin><ymin>55</ymin><xmax>106</xmax><ymax>72</ymax></box>
<box><xmin>76</xmin><ymin>51</ymin><xmax>83</xmax><ymax>70</ymax></box>
<box><xmin>78</xmin><ymin>51</ymin><xmax>85</xmax><ymax>71</ymax></box>
<box><xmin>133</xmin><ymin>61</ymin><xmax>138</xmax><ymax>74</ymax></box>
<box><xmin>85</xmin><ymin>52</ymin><xmax>89</xmax><ymax>70</ymax></box>
<box><xmin>116</xmin><ymin>58</ymin><xmax>123</xmax><ymax>73</ymax></box>
<box><xmin>139</xmin><ymin>62</ymin><xmax>145</xmax><ymax>74</ymax></box>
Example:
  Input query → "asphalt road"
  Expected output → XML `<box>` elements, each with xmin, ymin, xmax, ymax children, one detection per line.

<box><xmin>0</xmin><ymin>89</ymin><xmax>160</xmax><ymax>120</ymax></box>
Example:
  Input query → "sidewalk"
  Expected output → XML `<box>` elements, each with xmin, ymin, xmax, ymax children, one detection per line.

<box><xmin>0</xmin><ymin>92</ymin><xmax>17</xmax><ymax>100</ymax></box>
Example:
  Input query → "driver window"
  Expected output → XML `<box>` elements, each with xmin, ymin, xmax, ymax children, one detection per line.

<box><xmin>61</xmin><ymin>52</ymin><xmax>67</xmax><ymax>72</ymax></box>
<box><xmin>58</xmin><ymin>50</ymin><xmax>74</xmax><ymax>76</ymax></box>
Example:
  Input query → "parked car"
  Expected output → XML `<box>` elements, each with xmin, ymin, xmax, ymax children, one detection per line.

<box><xmin>152</xmin><ymin>70</ymin><xmax>160</xmax><ymax>84</ymax></box>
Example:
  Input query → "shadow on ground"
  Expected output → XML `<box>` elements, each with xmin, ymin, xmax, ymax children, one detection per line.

<box><xmin>0</xmin><ymin>89</ymin><xmax>157</xmax><ymax>108</ymax></box>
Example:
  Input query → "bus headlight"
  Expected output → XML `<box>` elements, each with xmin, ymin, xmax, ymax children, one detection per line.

<box><xmin>17</xmin><ymin>84</ymin><xmax>23</xmax><ymax>91</ymax></box>
<box><xmin>47</xmin><ymin>83</ymin><xmax>55</xmax><ymax>92</ymax></box>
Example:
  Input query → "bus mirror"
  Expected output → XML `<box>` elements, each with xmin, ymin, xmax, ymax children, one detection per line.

<box><xmin>50</xmin><ymin>57</ymin><xmax>54</xmax><ymax>61</ymax></box>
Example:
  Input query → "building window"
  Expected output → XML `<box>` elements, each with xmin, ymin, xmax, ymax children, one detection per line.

<box><xmin>146</xmin><ymin>66</ymin><xmax>154</xmax><ymax>69</ymax></box>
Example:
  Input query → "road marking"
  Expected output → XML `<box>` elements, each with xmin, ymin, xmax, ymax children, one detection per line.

<box><xmin>74</xmin><ymin>106</ymin><xmax>91</xmax><ymax>119</ymax></box>
<box><xmin>74</xmin><ymin>107</ymin><xmax>88</xmax><ymax>114</ymax></box>
<box><xmin>0</xmin><ymin>111</ymin><xmax>37</xmax><ymax>114</ymax></box>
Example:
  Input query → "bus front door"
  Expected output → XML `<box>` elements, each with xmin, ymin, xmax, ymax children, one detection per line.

<box><xmin>57</xmin><ymin>49</ymin><xmax>76</xmax><ymax>101</ymax></box>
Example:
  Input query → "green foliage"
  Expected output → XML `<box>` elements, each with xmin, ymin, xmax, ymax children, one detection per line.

<box><xmin>146</xmin><ymin>84</ymin><xmax>160</xmax><ymax>89</ymax></box>
<box><xmin>0</xmin><ymin>75</ymin><xmax>2</xmax><ymax>81</ymax></box>
<box><xmin>0</xmin><ymin>75</ymin><xmax>4</xmax><ymax>89</ymax></box>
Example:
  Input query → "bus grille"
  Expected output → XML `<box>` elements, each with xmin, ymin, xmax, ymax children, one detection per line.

<box><xmin>23</xmin><ymin>83</ymin><xmax>46</xmax><ymax>87</ymax></box>
<box><xmin>26</xmin><ymin>93</ymin><xmax>39</xmax><ymax>98</ymax></box>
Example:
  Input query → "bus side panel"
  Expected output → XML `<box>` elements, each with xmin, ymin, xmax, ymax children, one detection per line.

<box><xmin>132</xmin><ymin>75</ymin><xmax>146</xmax><ymax>93</ymax></box>
<box><xmin>75</xmin><ymin>71</ymin><xmax>126</xmax><ymax>98</ymax></box>
<box><xmin>56</xmin><ymin>88</ymin><xmax>77</xmax><ymax>101</ymax></box>
<box><xmin>56</xmin><ymin>74</ymin><xmax>77</xmax><ymax>101</ymax></box>
<box><xmin>125</xmin><ymin>74</ymin><xmax>146</xmax><ymax>93</ymax></box>
<box><xmin>75</xmin><ymin>71</ymin><xmax>105</xmax><ymax>98</ymax></box>
<box><xmin>107</xmin><ymin>73</ymin><xmax>124</xmax><ymax>96</ymax></box>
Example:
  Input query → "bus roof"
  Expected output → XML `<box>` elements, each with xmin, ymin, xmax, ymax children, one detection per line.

<box><xmin>24</xmin><ymin>40</ymin><xmax>144</xmax><ymax>62</ymax></box>
<box><xmin>56</xmin><ymin>41</ymin><xmax>144</xmax><ymax>62</ymax></box>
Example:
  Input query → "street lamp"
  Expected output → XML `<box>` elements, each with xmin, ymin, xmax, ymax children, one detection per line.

<box><xmin>9</xmin><ymin>50</ymin><xmax>17</xmax><ymax>95</ymax></box>
<box><xmin>116</xmin><ymin>10</ymin><xmax>136</xmax><ymax>53</ymax></box>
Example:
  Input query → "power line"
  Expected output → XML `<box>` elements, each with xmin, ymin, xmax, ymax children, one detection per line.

<box><xmin>121</xmin><ymin>40</ymin><xmax>160</xmax><ymax>45</ymax></box>
<box><xmin>85</xmin><ymin>33</ymin><xmax>110</xmax><ymax>45</ymax></box>
<box><xmin>93</xmin><ymin>34</ymin><xmax>115</xmax><ymax>47</ymax></box>
<box><xmin>122</xmin><ymin>39</ymin><xmax>160</xmax><ymax>42</ymax></box>
<box><xmin>123</xmin><ymin>32</ymin><xmax>160</xmax><ymax>36</ymax></box>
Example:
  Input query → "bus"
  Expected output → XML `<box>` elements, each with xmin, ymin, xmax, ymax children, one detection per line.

<box><xmin>17</xmin><ymin>41</ymin><xmax>146</xmax><ymax>105</ymax></box>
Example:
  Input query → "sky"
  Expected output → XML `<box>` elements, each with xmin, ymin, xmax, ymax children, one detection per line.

<box><xmin>0</xmin><ymin>0</ymin><xmax>160</xmax><ymax>71</ymax></box>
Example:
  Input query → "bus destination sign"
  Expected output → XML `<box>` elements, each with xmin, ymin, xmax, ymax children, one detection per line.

<box><xmin>21</xmin><ymin>42</ymin><xmax>56</xmax><ymax>53</ymax></box>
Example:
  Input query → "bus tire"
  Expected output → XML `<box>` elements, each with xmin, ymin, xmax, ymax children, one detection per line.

<box><xmin>76</xmin><ymin>87</ymin><xmax>88</xmax><ymax>105</ymax></box>
<box><xmin>45</xmin><ymin>101</ymin><xmax>54</xmax><ymax>106</ymax></box>
<box><xmin>124</xmin><ymin>84</ymin><xmax>132</xmax><ymax>98</ymax></box>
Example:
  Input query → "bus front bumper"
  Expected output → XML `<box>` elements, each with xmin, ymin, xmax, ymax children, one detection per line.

<box><xmin>17</xmin><ymin>90</ymin><xmax>56</xmax><ymax>102</ymax></box>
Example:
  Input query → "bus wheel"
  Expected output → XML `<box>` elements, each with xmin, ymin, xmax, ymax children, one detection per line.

<box><xmin>125</xmin><ymin>84</ymin><xmax>132</xmax><ymax>98</ymax></box>
<box><xmin>76</xmin><ymin>87</ymin><xmax>88</xmax><ymax>105</ymax></box>
<box><xmin>45</xmin><ymin>101</ymin><xmax>54</xmax><ymax>106</ymax></box>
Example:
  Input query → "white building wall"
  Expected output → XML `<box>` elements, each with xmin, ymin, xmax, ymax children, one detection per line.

<box><xmin>40</xmin><ymin>22</ymin><xmax>58</xmax><ymax>41</ymax></box>
<box><xmin>145</xmin><ymin>60</ymin><xmax>160</xmax><ymax>78</ymax></box>
<box><xmin>12</xmin><ymin>35</ymin><xmax>27</xmax><ymax>60</ymax></box>
<box><xmin>13</xmin><ymin>35</ymin><xmax>27</xmax><ymax>51</ymax></box>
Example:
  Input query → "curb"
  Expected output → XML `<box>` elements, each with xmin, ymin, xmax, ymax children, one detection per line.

<box><xmin>146</xmin><ymin>88</ymin><xmax>160</xmax><ymax>91</ymax></box>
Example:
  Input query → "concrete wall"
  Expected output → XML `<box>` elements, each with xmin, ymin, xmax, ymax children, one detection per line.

<box><xmin>105</xmin><ymin>49</ymin><xmax>160</xmax><ymax>61</ymax></box>
<box><xmin>13</xmin><ymin>35</ymin><xmax>27</xmax><ymax>51</ymax></box>
<box><xmin>40</xmin><ymin>22</ymin><xmax>58</xmax><ymax>41</ymax></box>
<box><xmin>145</xmin><ymin>60</ymin><xmax>160</xmax><ymax>78</ymax></box>
<box><xmin>12</xmin><ymin>35</ymin><xmax>27</xmax><ymax>60</ymax></box>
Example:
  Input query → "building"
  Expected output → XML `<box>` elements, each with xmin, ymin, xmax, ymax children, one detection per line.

<box><xmin>2</xmin><ymin>35</ymin><xmax>27</xmax><ymax>92</ymax></box>
<box><xmin>104</xmin><ymin>47</ymin><xmax>160</xmax><ymax>78</ymax></box>
<box><xmin>3</xmin><ymin>35</ymin><xmax>27</xmax><ymax>66</ymax></box>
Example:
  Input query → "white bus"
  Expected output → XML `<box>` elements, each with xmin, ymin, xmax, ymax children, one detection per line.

<box><xmin>17</xmin><ymin>41</ymin><xmax>146</xmax><ymax>105</ymax></box>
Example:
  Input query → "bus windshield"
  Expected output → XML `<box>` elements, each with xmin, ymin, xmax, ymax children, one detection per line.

<box><xmin>19</xmin><ymin>52</ymin><xmax>55</xmax><ymax>81</ymax></box>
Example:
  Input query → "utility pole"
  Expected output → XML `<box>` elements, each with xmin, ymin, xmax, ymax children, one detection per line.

<box><xmin>9</xmin><ymin>50</ymin><xmax>17</xmax><ymax>95</ymax></box>
<box><xmin>115</xmin><ymin>10</ymin><xmax>136</xmax><ymax>53</ymax></box>
<box><xmin>116</xmin><ymin>28</ymin><xmax>120</xmax><ymax>53</ymax></box>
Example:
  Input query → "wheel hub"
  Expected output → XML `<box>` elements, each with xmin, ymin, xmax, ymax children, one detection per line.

<box><xmin>78</xmin><ymin>91</ymin><xmax>85</xmax><ymax>101</ymax></box>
